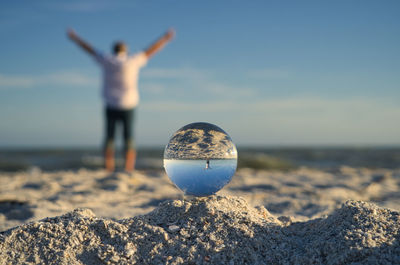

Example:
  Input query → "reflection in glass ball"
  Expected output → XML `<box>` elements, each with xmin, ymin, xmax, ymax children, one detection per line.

<box><xmin>164</xmin><ymin>122</ymin><xmax>237</xmax><ymax>196</ymax></box>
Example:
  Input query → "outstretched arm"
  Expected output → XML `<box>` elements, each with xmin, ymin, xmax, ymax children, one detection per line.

<box><xmin>144</xmin><ymin>28</ymin><xmax>175</xmax><ymax>59</ymax></box>
<box><xmin>67</xmin><ymin>28</ymin><xmax>96</xmax><ymax>57</ymax></box>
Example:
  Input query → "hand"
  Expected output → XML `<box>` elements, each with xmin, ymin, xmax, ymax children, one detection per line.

<box><xmin>67</xmin><ymin>28</ymin><xmax>78</xmax><ymax>40</ymax></box>
<box><xmin>164</xmin><ymin>28</ymin><xmax>176</xmax><ymax>41</ymax></box>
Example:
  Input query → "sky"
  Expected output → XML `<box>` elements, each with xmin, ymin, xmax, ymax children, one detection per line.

<box><xmin>0</xmin><ymin>0</ymin><xmax>399</xmax><ymax>148</ymax></box>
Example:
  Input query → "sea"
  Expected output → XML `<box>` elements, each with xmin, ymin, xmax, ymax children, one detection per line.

<box><xmin>0</xmin><ymin>147</ymin><xmax>399</xmax><ymax>172</ymax></box>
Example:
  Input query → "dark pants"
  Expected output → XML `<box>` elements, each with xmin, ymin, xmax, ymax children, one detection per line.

<box><xmin>104</xmin><ymin>107</ymin><xmax>135</xmax><ymax>152</ymax></box>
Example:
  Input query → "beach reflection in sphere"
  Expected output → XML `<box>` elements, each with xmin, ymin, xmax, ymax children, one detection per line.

<box><xmin>163</xmin><ymin>122</ymin><xmax>237</xmax><ymax>196</ymax></box>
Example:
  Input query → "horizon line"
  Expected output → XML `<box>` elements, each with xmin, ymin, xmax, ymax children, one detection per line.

<box><xmin>1</xmin><ymin>144</ymin><xmax>400</xmax><ymax>150</ymax></box>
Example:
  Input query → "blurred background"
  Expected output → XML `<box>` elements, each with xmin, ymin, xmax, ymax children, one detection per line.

<box><xmin>0</xmin><ymin>0</ymin><xmax>399</xmax><ymax>171</ymax></box>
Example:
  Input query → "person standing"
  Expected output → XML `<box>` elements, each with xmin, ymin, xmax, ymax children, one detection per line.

<box><xmin>67</xmin><ymin>28</ymin><xmax>175</xmax><ymax>172</ymax></box>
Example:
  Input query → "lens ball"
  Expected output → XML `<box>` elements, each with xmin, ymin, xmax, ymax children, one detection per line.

<box><xmin>164</xmin><ymin>122</ymin><xmax>237</xmax><ymax>196</ymax></box>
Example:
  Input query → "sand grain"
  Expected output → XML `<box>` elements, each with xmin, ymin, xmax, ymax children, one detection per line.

<box><xmin>1</xmin><ymin>196</ymin><xmax>399</xmax><ymax>264</ymax></box>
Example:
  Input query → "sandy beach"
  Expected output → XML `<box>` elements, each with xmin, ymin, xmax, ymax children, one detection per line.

<box><xmin>0</xmin><ymin>167</ymin><xmax>399</xmax><ymax>264</ymax></box>
<box><xmin>1</xmin><ymin>0</ymin><xmax>399</xmax><ymax>263</ymax></box>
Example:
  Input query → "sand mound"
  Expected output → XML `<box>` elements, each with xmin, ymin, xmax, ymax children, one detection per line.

<box><xmin>0</xmin><ymin>196</ymin><xmax>399</xmax><ymax>264</ymax></box>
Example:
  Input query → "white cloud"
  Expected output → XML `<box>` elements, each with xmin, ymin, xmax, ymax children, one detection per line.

<box><xmin>0</xmin><ymin>71</ymin><xmax>98</xmax><ymax>89</ymax></box>
<box><xmin>142</xmin><ymin>67</ymin><xmax>208</xmax><ymax>80</ymax></box>
<box><xmin>142</xmin><ymin>100</ymin><xmax>237</xmax><ymax>112</ymax></box>
<box><xmin>141</xmin><ymin>83</ymin><xmax>167</xmax><ymax>94</ymax></box>
<box><xmin>141</xmin><ymin>97</ymin><xmax>400</xmax><ymax>145</ymax></box>
<box><xmin>142</xmin><ymin>97</ymin><xmax>400</xmax><ymax>127</ymax></box>
<box><xmin>43</xmin><ymin>72</ymin><xmax>97</xmax><ymax>86</ymax></box>
<box><xmin>141</xmin><ymin>67</ymin><xmax>257</xmax><ymax>100</ymax></box>
<box><xmin>45</xmin><ymin>1</ymin><xmax>128</xmax><ymax>13</ymax></box>
<box><xmin>247</xmin><ymin>68</ymin><xmax>290</xmax><ymax>79</ymax></box>
<box><xmin>143</xmin><ymin>67</ymin><xmax>290</xmax><ymax>82</ymax></box>
<box><xmin>59</xmin><ymin>2</ymin><xmax>106</xmax><ymax>12</ymax></box>
<box><xmin>0</xmin><ymin>74</ymin><xmax>33</xmax><ymax>88</ymax></box>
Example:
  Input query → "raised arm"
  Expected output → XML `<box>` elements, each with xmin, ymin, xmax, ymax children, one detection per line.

<box><xmin>67</xmin><ymin>28</ymin><xmax>96</xmax><ymax>57</ymax></box>
<box><xmin>144</xmin><ymin>28</ymin><xmax>175</xmax><ymax>59</ymax></box>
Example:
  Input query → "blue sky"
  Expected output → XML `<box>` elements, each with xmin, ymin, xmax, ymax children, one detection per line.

<box><xmin>0</xmin><ymin>0</ymin><xmax>399</xmax><ymax>147</ymax></box>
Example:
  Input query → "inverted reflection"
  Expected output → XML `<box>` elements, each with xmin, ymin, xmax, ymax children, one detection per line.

<box><xmin>164</xmin><ymin>122</ymin><xmax>237</xmax><ymax>196</ymax></box>
<box><xmin>164</xmin><ymin>159</ymin><xmax>237</xmax><ymax>196</ymax></box>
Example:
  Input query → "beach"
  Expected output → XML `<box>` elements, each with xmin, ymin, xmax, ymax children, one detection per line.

<box><xmin>1</xmin><ymin>0</ymin><xmax>399</xmax><ymax>263</ymax></box>
<box><xmin>0</xmin><ymin>166</ymin><xmax>399</xmax><ymax>264</ymax></box>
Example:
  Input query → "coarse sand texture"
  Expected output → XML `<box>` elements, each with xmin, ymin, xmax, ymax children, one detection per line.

<box><xmin>0</xmin><ymin>196</ymin><xmax>399</xmax><ymax>264</ymax></box>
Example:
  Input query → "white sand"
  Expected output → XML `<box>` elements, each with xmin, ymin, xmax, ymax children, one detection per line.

<box><xmin>0</xmin><ymin>167</ymin><xmax>399</xmax><ymax>264</ymax></box>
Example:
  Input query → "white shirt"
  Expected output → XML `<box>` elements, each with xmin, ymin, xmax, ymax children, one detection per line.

<box><xmin>95</xmin><ymin>51</ymin><xmax>148</xmax><ymax>109</ymax></box>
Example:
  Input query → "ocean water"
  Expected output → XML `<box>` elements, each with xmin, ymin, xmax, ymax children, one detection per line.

<box><xmin>0</xmin><ymin>147</ymin><xmax>399</xmax><ymax>172</ymax></box>
<box><xmin>164</xmin><ymin>159</ymin><xmax>237</xmax><ymax>196</ymax></box>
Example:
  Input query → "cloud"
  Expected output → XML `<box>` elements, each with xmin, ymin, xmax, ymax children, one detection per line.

<box><xmin>43</xmin><ymin>72</ymin><xmax>98</xmax><ymax>86</ymax></box>
<box><xmin>143</xmin><ymin>67</ymin><xmax>290</xmax><ymax>81</ymax></box>
<box><xmin>142</xmin><ymin>97</ymin><xmax>400</xmax><ymax>124</ymax></box>
<box><xmin>142</xmin><ymin>100</ymin><xmax>237</xmax><ymax>112</ymax></box>
<box><xmin>141</xmin><ymin>66</ymin><xmax>292</xmax><ymax>101</ymax></box>
<box><xmin>141</xmin><ymin>83</ymin><xmax>167</xmax><ymax>94</ymax></box>
<box><xmin>141</xmin><ymin>97</ymin><xmax>400</xmax><ymax>145</ymax></box>
<box><xmin>142</xmin><ymin>67</ymin><xmax>208</xmax><ymax>80</ymax></box>
<box><xmin>0</xmin><ymin>74</ymin><xmax>33</xmax><ymax>88</ymax></box>
<box><xmin>141</xmin><ymin>80</ymin><xmax>257</xmax><ymax>102</ymax></box>
<box><xmin>44</xmin><ymin>1</ymin><xmax>129</xmax><ymax>13</ymax></box>
<box><xmin>0</xmin><ymin>71</ymin><xmax>98</xmax><ymax>89</ymax></box>
<box><xmin>141</xmin><ymin>67</ymin><xmax>257</xmax><ymax>100</ymax></box>
<box><xmin>247</xmin><ymin>68</ymin><xmax>290</xmax><ymax>79</ymax></box>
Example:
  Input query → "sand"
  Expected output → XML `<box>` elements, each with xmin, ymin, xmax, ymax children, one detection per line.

<box><xmin>0</xmin><ymin>167</ymin><xmax>399</xmax><ymax>264</ymax></box>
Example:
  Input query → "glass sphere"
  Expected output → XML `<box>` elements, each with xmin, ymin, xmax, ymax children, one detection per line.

<box><xmin>164</xmin><ymin>122</ymin><xmax>237</xmax><ymax>196</ymax></box>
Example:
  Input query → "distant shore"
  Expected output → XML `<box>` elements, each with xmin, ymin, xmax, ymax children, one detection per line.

<box><xmin>1</xmin><ymin>146</ymin><xmax>400</xmax><ymax>172</ymax></box>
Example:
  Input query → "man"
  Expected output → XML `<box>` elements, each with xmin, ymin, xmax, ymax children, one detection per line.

<box><xmin>67</xmin><ymin>28</ymin><xmax>175</xmax><ymax>172</ymax></box>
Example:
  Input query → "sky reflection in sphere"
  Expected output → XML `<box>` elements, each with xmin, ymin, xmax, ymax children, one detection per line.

<box><xmin>164</xmin><ymin>122</ymin><xmax>237</xmax><ymax>196</ymax></box>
